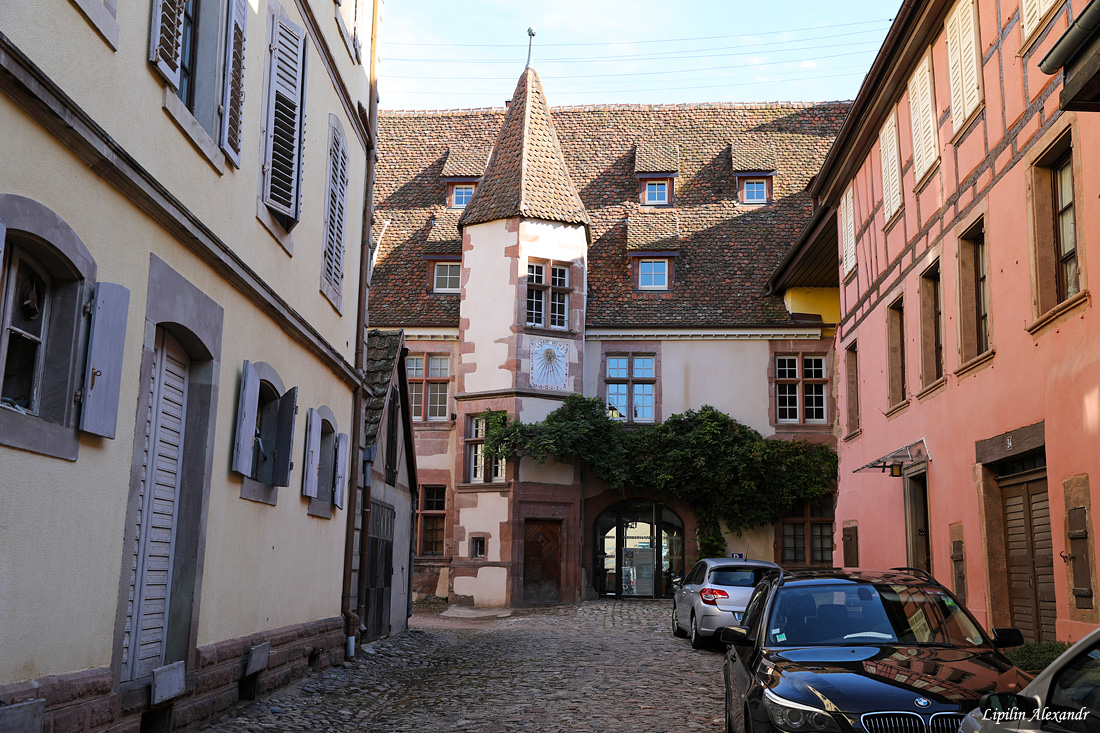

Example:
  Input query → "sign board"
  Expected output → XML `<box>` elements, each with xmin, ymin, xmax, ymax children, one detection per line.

<box><xmin>731</xmin><ymin>552</ymin><xmax>745</xmax><ymax>559</ymax></box>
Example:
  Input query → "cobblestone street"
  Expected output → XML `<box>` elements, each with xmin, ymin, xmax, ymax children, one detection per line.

<box><xmin>203</xmin><ymin>600</ymin><xmax>726</xmax><ymax>732</ymax></box>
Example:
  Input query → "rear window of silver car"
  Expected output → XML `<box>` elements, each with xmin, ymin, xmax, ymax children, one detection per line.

<box><xmin>708</xmin><ymin>568</ymin><xmax>761</xmax><ymax>587</ymax></box>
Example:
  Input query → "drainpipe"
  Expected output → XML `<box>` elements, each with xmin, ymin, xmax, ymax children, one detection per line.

<box><xmin>342</xmin><ymin>0</ymin><xmax>383</xmax><ymax>661</ymax></box>
<box><xmin>1039</xmin><ymin>0</ymin><xmax>1100</xmax><ymax>73</ymax></box>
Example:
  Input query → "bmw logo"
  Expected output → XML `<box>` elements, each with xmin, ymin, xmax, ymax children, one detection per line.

<box><xmin>914</xmin><ymin>698</ymin><xmax>931</xmax><ymax>709</ymax></box>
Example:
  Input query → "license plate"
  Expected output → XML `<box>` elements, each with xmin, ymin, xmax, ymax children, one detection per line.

<box><xmin>733</xmin><ymin>612</ymin><xmax>743</xmax><ymax>623</ymax></box>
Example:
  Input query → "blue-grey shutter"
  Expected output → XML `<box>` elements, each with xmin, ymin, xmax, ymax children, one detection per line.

<box><xmin>219</xmin><ymin>0</ymin><xmax>248</xmax><ymax>167</ymax></box>
<box><xmin>232</xmin><ymin>360</ymin><xmax>259</xmax><ymax>475</ymax></box>
<box><xmin>272</xmin><ymin>386</ymin><xmax>297</xmax><ymax>486</ymax></box>
<box><xmin>333</xmin><ymin>432</ymin><xmax>349</xmax><ymax>509</ymax></box>
<box><xmin>80</xmin><ymin>283</ymin><xmax>131</xmax><ymax>439</ymax></box>
<box><xmin>262</xmin><ymin>15</ymin><xmax>307</xmax><ymax>222</ymax></box>
<box><xmin>302</xmin><ymin>408</ymin><xmax>321</xmax><ymax>498</ymax></box>
<box><xmin>323</xmin><ymin>119</ymin><xmax>349</xmax><ymax>298</ymax></box>
<box><xmin>149</xmin><ymin>0</ymin><xmax>185</xmax><ymax>89</ymax></box>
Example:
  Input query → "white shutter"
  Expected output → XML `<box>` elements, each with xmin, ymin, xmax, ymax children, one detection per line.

<box><xmin>841</xmin><ymin>187</ymin><xmax>856</xmax><ymax>274</ymax></box>
<box><xmin>302</xmin><ymin>408</ymin><xmax>321</xmax><ymax>498</ymax></box>
<box><xmin>879</xmin><ymin>112</ymin><xmax>901</xmax><ymax>219</ymax></box>
<box><xmin>220</xmin><ymin>0</ymin><xmax>248</xmax><ymax>167</ymax></box>
<box><xmin>149</xmin><ymin>0</ymin><xmax>185</xmax><ymax>89</ymax></box>
<box><xmin>333</xmin><ymin>432</ymin><xmax>349</xmax><ymax>510</ymax></box>
<box><xmin>262</xmin><ymin>15</ymin><xmax>307</xmax><ymax>222</ymax></box>
<box><xmin>232</xmin><ymin>360</ymin><xmax>260</xmax><ymax>475</ymax></box>
<box><xmin>80</xmin><ymin>282</ymin><xmax>131</xmax><ymax>439</ymax></box>
<box><xmin>323</xmin><ymin>120</ymin><xmax>349</xmax><ymax>297</ymax></box>
<box><xmin>959</xmin><ymin>0</ymin><xmax>983</xmax><ymax>119</ymax></box>
<box><xmin>1021</xmin><ymin>0</ymin><xmax>1041</xmax><ymax>37</ymax></box>
<box><xmin>946</xmin><ymin>4</ymin><xmax>965</xmax><ymax>120</ymax></box>
<box><xmin>908</xmin><ymin>55</ymin><xmax>938</xmax><ymax>180</ymax></box>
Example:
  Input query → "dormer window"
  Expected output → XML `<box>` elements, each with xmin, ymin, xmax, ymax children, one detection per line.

<box><xmin>449</xmin><ymin>183</ymin><xmax>476</xmax><ymax>208</ymax></box>
<box><xmin>634</xmin><ymin>141</ymin><xmax>679</xmax><ymax>208</ymax></box>
<box><xmin>643</xmin><ymin>180</ymin><xmax>670</xmax><ymax>206</ymax></box>
<box><xmin>730</xmin><ymin>134</ymin><xmax>778</xmax><ymax>205</ymax></box>
<box><xmin>743</xmin><ymin>179</ymin><xmax>768</xmax><ymax>204</ymax></box>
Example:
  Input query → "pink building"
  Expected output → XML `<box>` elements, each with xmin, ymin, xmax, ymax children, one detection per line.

<box><xmin>775</xmin><ymin>0</ymin><xmax>1100</xmax><ymax>642</ymax></box>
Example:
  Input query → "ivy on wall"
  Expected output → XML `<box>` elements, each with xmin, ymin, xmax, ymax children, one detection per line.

<box><xmin>483</xmin><ymin>395</ymin><xmax>838</xmax><ymax>558</ymax></box>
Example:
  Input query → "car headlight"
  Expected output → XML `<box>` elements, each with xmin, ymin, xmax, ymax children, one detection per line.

<box><xmin>763</xmin><ymin>688</ymin><xmax>840</xmax><ymax>733</ymax></box>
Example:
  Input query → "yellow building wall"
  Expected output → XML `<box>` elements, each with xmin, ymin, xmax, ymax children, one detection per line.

<box><xmin>784</xmin><ymin>287</ymin><xmax>841</xmax><ymax>325</ymax></box>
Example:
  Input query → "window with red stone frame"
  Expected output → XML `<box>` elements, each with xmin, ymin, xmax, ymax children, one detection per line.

<box><xmin>777</xmin><ymin>494</ymin><xmax>834</xmax><ymax>567</ymax></box>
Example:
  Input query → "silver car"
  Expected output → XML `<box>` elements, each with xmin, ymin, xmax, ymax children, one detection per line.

<box><xmin>671</xmin><ymin>558</ymin><xmax>779</xmax><ymax>649</ymax></box>
<box><xmin>960</xmin><ymin>624</ymin><xmax>1100</xmax><ymax>733</ymax></box>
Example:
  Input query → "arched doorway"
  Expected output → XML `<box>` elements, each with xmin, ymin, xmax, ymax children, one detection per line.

<box><xmin>594</xmin><ymin>500</ymin><xmax>684</xmax><ymax>598</ymax></box>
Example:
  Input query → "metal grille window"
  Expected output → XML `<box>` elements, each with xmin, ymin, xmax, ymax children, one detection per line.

<box><xmin>774</xmin><ymin>354</ymin><xmax>827</xmax><ymax>424</ymax></box>
<box><xmin>605</xmin><ymin>353</ymin><xmax>656</xmax><ymax>423</ymax></box>
<box><xmin>406</xmin><ymin>354</ymin><xmax>449</xmax><ymax>421</ymax></box>
<box><xmin>527</xmin><ymin>262</ymin><xmax>570</xmax><ymax>329</ymax></box>
<box><xmin>467</xmin><ymin>417</ymin><xmax>505</xmax><ymax>483</ymax></box>
<box><xmin>417</xmin><ymin>485</ymin><xmax>446</xmax><ymax>556</ymax></box>
<box><xmin>780</xmin><ymin>495</ymin><xmax>834</xmax><ymax>567</ymax></box>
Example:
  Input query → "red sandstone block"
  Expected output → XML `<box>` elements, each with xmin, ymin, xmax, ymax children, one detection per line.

<box><xmin>173</xmin><ymin>697</ymin><xmax>214</xmax><ymax>728</ymax></box>
<box><xmin>103</xmin><ymin>719</ymin><xmax>140</xmax><ymax>733</ymax></box>
<box><xmin>196</xmin><ymin>645</ymin><xmax>218</xmax><ymax>669</ymax></box>
<box><xmin>212</xmin><ymin>689</ymin><xmax>238</xmax><ymax>713</ymax></box>
<box><xmin>194</xmin><ymin>666</ymin><xmax>238</xmax><ymax>695</ymax></box>
<box><xmin>87</xmin><ymin>693</ymin><xmax>120</xmax><ymax>727</ymax></box>
<box><xmin>0</xmin><ymin>679</ymin><xmax>40</xmax><ymax>705</ymax></box>
<box><xmin>118</xmin><ymin>685</ymin><xmax>149</xmax><ymax>716</ymax></box>
<box><xmin>48</xmin><ymin>704</ymin><xmax>89</xmax><ymax>733</ymax></box>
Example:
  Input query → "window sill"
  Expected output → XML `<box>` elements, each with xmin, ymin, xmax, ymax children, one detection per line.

<box><xmin>162</xmin><ymin>88</ymin><xmax>225</xmax><ymax>175</ymax></box>
<box><xmin>1019</xmin><ymin>5</ymin><xmax>1062</xmax><ymax>58</ymax></box>
<box><xmin>0</xmin><ymin>407</ymin><xmax>79</xmax><ymax>461</ymax></box>
<box><xmin>256</xmin><ymin>200</ymin><xmax>295</xmax><ymax>256</ymax></box>
<box><xmin>913</xmin><ymin>159</ymin><xmax>941</xmax><ymax>194</ymax></box>
<box><xmin>842</xmin><ymin>427</ymin><xmax>862</xmax><ymax>442</ymax></box>
<box><xmin>524</xmin><ymin>326</ymin><xmax>577</xmax><ymax>338</ymax></box>
<box><xmin>955</xmin><ymin>348</ymin><xmax>995</xmax><ymax>379</ymax></box>
<box><xmin>240</xmin><ymin>476</ymin><xmax>278</xmax><ymax>505</ymax></box>
<box><xmin>412</xmin><ymin>419</ymin><xmax>454</xmax><ymax>430</ymax></box>
<box><xmin>949</xmin><ymin>103</ymin><xmax>985</xmax><ymax>146</ymax></box>
<box><xmin>320</xmin><ymin>279</ymin><xmax>344</xmax><ymax>315</ymax></box>
<box><xmin>883</xmin><ymin>206</ymin><xmax>904</xmax><ymax>233</ymax></box>
<box><xmin>842</xmin><ymin>267</ymin><xmax>858</xmax><ymax>285</ymax></box>
<box><xmin>430</xmin><ymin>289</ymin><xmax>461</xmax><ymax>295</ymax></box>
<box><xmin>455</xmin><ymin>481</ymin><xmax>510</xmax><ymax>492</ymax></box>
<box><xmin>915</xmin><ymin>376</ymin><xmax>947</xmax><ymax>402</ymax></box>
<box><xmin>884</xmin><ymin>399</ymin><xmax>910</xmax><ymax>419</ymax></box>
<box><xmin>1026</xmin><ymin>289</ymin><xmax>1090</xmax><ymax>337</ymax></box>
<box><xmin>771</xmin><ymin>422</ymin><xmax>834</xmax><ymax>433</ymax></box>
<box><xmin>307</xmin><ymin>498</ymin><xmax>333</xmax><ymax>518</ymax></box>
<box><xmin>69</xmin><ymin>0</ymin><xmax>119</xmax><ymax>49</ymax></box>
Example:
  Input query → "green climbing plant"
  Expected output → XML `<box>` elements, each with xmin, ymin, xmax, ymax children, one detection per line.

<box><xmin>483</xmin><ymin>396</ymin><xmax>838</xmax><ymax>556</ymax></box>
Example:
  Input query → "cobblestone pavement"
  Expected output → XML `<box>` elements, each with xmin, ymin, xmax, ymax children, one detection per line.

<box><xmin>203</xmin><ymin>599</ymin><xmax>727</xmax><ymax>732</ymax></box>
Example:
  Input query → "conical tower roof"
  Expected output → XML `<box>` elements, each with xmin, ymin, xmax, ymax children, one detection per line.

<box><xmin>459</xmin><ymin>68</ymin><xmax>589</xmax><ymax>230</ymax></box>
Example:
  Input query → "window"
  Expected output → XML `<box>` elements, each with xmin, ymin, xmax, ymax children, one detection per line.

<box><xmin>642</xmin><ymin>179</ymin><xmax>670</xmax><ymax>205</ymax></box>
<box><xmin>176</xmin><ymin>0</ymin><xmax>199</xmax><ymax>109</ymax></box>
<box><xmin>261</xmin><ymin>10</ymin><xmax>307</xmax><ymax>230</ymax></box>
<box><xmin>526</xmin><ymin>262</ymin><xmax>570</xmax><ymax>329</ymax></box>
<box><xmin>407</xmin><ymin>354</ymin><xmax>449</xmax><ymax>421</ymax></box>
<box><xmin>433</xmin><ymin>262</ymin><xmax>461</xmax><ymax>293</ymax></box>
<box><xmin>920</xmin><ymin>262</ymin><xmax>944</xmax><ymax>386</ymax></box>
<box><xmin>908</xmin><ymin>53</ymin><xmax>939</xmax><ymax>182</ymax></box>
<box><xmin>301</xmin><ymin>406</ymin><xmax>349</xmax><ymax>516</ymax></box>
<box><xmin>841</xmin><ymin>185</ymin><xmax>856</xmax><ymax>275</ymax></box>
<box><xmin>1029</xmin><ymin>134</ymin><xmax>1082</xmax><ymax>319</ymax></box>
<box><xmin>450</xmin><ymin>183</ymin><xmax>475</xmax><ymax>208</ymax></box>
<box><xmin>774</xmin><ymin>355</ymin><xmax>828</xmax><ymax>424</ymax></box>
<box><xmin>321</xmin><ymin>116</ymin><xmax>349</xmax><ymax>310</ymax></box>
<box><xmin>467</xmin><ymin>416</ymin><xmax>505</xmax><ymax>483</ymax></box>
<box><xmin>1053</xmin><ymin>154</ymin><xmax>1079</xmax><ymax>303</ymax></box>
<box><xmin>471</xmin><ymin>536</ymin><xmax>486</xmax><ymax>559</ymax></box>
<box><xmin>417</xmin><ymin>486</ymin><xmax>446</xmax><ymax>556</ymax></box>
<box><xmin>1</xmin><ymin>251</ymin><xmax>50</xmax><ymax>415</ymax></box>
<box><xmin>605</xmin><ymin>353</ymin><xmax>656</xmax><ymax>423</ymax></box>
<box><xmin>231</xmin><ymin>361</ymin><xmax>298</xmax><ymax>501</ymax></box>
<box><xmin>1020</xmin><ymin>0</ymin><xmax>1058</xmax><ymax>39</ymax></box>
<box><xmin>945</xmin><ymin>0</ymin><xmax>982</xmax><ymax>125</ymax></box>
<box><xmin>743</xmin><ymin>178</ymin><xmax>767</xmax><ymax>204</ymax></box>
<box><xmin>958</xmin><ymin>220</ymin><xmax>990</xmax><ymax>362</ymax></box>
<box><xmin>887</xmin><ymin>298</ymin><xmax>907</xmax><ymax>406</ymax></box>
<box><xmin>879</xmin><ymin>112</ymin><xmax>902</xmax><ymax>219</ymax></box>
<box><xmin>638</xmin><ymin>259</ymin><xmax>668</xmax><ymax>290</ymax></box>
<box><xmin>779</xmin><ymin>495</ymin><xmax>834</xmax><ymax>567</ymax></box>
<box><xmin>844</xmin><ymin>342</ymin><xmax>860</xmax><ymax>433</ymax></box>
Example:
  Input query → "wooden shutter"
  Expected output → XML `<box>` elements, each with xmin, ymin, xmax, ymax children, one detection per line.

<box><xmin>271</xmin><ymin>386</ymin><xmax>297</xmax><ymax>487</ymax></box>
<box><xmin>262</xmin><ymin>15</ymin><xmax>307</xmax><ymax>222</ymax></box>
<box><xmin>323</xmin><ymin>120</ymin><xmax>349</xmax><ymax>298</ymax></box>
<box><xmin>841</xmin><ymin>187</ymin><xmax>856</xmax><ymax>274</ymax></box>
<box><xmin>302</xmin><ymin>408</ymin><xmax>321</xmax><ymax>498</ymax></box>
<box><xmin>908</xmin><ymin>55</ymin><xmax>938</xmax><ymax>180</ymax></box>
<box><xmin>879</xmin><ymin>112</ymin><xmax>901</xmax><ymax>218</ymax></box>
<box><xmin>149</xmin><ymin>0</ymin><xmax>185</xmax><ymax>89</ymax></box>
<box><xmin>842</xmin><ymin>525</ymin><xmax>859</xmax><ymax>567</ymax></box>
<box><xmin>1068</xmin><ymin>507</ymin><xmax>1094</xmax><ymax>609</ymax></box>
<box><xmin>220</xmin><ymin>0</ymin><xmax>248</xmax><ymax>167</ymax></box>
<box><xmin>951</xmin><ymin>538</ymin><xmax>967</xmax><ymax>605</ymax></box>
<box><xmin>232</xmin><ymin>360</ymin><xmax>260</xmax><ymax>475</ymax></box>
<box><xmin>333</xmin><ymin>432</ymin><xmax>349</xmax><ymax>509</ymax></box>
<box><xmin>80</xmin><ymin>282</ymin><xmax>131</xmax><ymax>439</ymax></box>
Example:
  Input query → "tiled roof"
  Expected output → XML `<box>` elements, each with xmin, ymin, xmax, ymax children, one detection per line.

<box><xmin>730</xmin><ymin>133</ymin><xmax>778</xmax><ymax>172</ymax></box>
<box><xmin>363</xmin><ymin>329</ymin><xmax>403</xmax><ymax>446</ymax></box>
<box><xmin>458</xmin><ymin>68</ymin><xmax>590</xmax><ymax>230</ymax></box>
<box><xmin>634</xmin><ymin>141</ymin><xmax>679</xmax><ymax>174</ymax></box>
<box><xmin>626</xmin><ymin>211</ymin><xmax>680</xmax><ymax>251</ymax></box>
<box><xmin>424</xmin><ymin>208</ymin><xmax>463</xmax><ymax>254</ymax></box>
<box><xmin>440</xmin><ymin>146</ymin><xmax>489</xmax><ymax>178</ymax></box>
<box><xmin>372</xmin><ymin>99</ymin><xmax>850</xmax><ymax>329</ymax></box>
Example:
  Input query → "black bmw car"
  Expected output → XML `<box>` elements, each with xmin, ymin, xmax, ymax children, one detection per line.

<box><xmin>721</xmin><ymin>568</ymin><xmax>1032</xmax><ymax>733</ymax></box>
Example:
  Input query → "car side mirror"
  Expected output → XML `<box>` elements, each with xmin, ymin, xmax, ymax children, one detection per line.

<box><xmin>978</xmin><ymin>692</ymin><xmax>1039</xmax><ymax>717</ymax></box>
<box><xmin>991</xmin><ymin>627</ymin><xmax>1025</xmax><ymax>648</ymax></box>
<box><xmin>720</xmin><ymin>626</ymin><xmax>751</xmax><ymax>645</ymax></box>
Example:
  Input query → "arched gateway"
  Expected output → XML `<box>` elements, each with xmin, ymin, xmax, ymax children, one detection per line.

<box><xmin>594</xmin><ymin>500</ymin><xmax>685</xmax><ymax>598</ymax></box>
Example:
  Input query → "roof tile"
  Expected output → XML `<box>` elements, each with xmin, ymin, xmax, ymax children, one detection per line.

<box><xmin>634</xmin><ymin>141</ymin><xmax>680</xmax><ymax>174</ymax></box>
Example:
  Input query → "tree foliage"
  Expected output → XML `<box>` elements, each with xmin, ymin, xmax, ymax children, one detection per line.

<box><xmin>483</xmin><ymin>396</ymin><xmax>838</xmax><ymax>557</ymax></box>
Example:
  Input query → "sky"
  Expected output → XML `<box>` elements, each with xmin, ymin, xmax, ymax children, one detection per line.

<box><xmin>378</xmin><ymin>0</ymin><xmax>903</xmax><ymax>111</ymax></box>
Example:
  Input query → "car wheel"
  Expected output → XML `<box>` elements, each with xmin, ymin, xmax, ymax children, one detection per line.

<box><xmin>690</xmin><ymin>613</ymin><xmax>707</xmax><ymax>649</ymax></box>
<box><xmin>672</xmin><ymin>602</ymin><xmax>688</xmax><ymax>638</ymax></box>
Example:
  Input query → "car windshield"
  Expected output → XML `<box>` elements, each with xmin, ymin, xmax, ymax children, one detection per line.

<box><xmin>709</xmin><ymin>568</ymin><xmax>764</xmax><ymax>587</ymax></box>
<box><xmin>765</xmin><ymin>583</ymin><xmax>987</xmax><ymax>648</ymax></box>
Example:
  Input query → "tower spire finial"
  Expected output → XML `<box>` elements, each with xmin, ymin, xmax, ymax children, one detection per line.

<box><xmin>525</xmin><ymin>27</ymin><xmax>536</xmax><ymax>69</ymax></box>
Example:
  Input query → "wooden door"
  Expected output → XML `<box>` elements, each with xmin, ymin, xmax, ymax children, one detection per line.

<box><xmin>523</xmin><ymin>520</ymin><xmax>562</xmax><ymax>604</ymax></box>
<box><xmin>123</xmin><ymin>330</ymin><xmax>189</xmax><ymax>680</ymax></box>
<box><xmin>1002</xmin><ymin>472</ymin><xmax>1056</xmax><ymax>642</ymax></box>
<box><xmin>365</xmin><ymin>502</ymin><xmax>395</xmax><ymax>641</ymax></box>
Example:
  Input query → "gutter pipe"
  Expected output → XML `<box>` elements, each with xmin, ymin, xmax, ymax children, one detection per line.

<box><xmin>1039</xmin><ymin>0</ymin><xmax>1100</xmax><ymax>73</ymax></box>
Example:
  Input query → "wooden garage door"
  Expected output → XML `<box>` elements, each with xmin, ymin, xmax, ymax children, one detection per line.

<box><xmin>122</xmin><ymin>330</ymin><xmax>189</xmax><ymax>680</ymax></box>
<box><xmin>1002</xmin><ymin>471</ymin><xmax>1056</xmax><ymax>643</ymax></box>
<box><xmin>523</xmin><ymin>520</ymin><xmax>562</xmax><ymax>604</ymax></box>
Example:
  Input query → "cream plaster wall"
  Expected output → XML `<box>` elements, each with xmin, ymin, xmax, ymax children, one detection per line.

<box><xmin>0</xmin><ymin>93</ymin><xmax>354</xmax><ymax>680</ymax></box>
<box><xmin>456</xmin><ymin>492</ymin><xmax>509</xmax><ymax>562</ymax></box>
<box><xmin>460</xmin><ymin>219</ymin><xmax>518</xmax><ymax>394</ymax></box>
<box><xmin>453</xmin><ymin>566</ymin><xmax>509</xmax><ymax>607</ymax></box>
